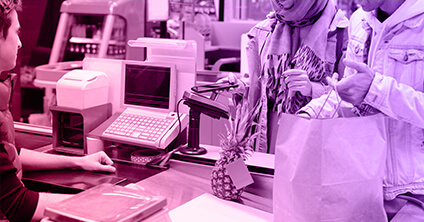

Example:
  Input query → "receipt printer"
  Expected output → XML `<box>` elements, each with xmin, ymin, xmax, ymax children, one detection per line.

<box><xmin>57</xmin><ymin>70</ymin><xmax>109</xmax><ymax>109</ymax></box>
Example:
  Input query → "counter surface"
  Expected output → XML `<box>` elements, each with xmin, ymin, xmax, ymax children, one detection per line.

<box><xmin>17</xmin><ymin>131</ymin><xmax>274</xmax><ymax>221</ymax></box>
<box><xmin>136</xmin><ymin>159</ymin><xmax>273</xmax><ymax>221</ymax></box>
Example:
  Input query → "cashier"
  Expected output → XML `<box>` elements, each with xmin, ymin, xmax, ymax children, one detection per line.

<box><xmin>0</xmin><ymin>1</ymin><xmax>116</xmax><ymax>221</ymax></box>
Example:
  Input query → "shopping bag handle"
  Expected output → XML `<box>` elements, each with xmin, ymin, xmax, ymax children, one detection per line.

<box><xmin>316</xmin><ymin>89</ymin><xmax>343</xmax><ymax>119</ymax></box>
<box><xmin>397</xmin><ymin>194</ymin><xmax>424</xmax><ymax>209</ymax></box>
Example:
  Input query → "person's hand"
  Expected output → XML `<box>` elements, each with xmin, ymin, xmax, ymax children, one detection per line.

<box><xmin>326</xmin><ymin>72</ymin><xmax>339</xmax><ymax>90</ymax></box>
<box><xmin>216</xmin><ymin>72</ymin><xmax>247</xmax><ymax>106</ymax></box>
<box><xmin>78</xmin><ymin>151</ymin><xmax>116</xmax><ymax>173</ymax></box>
<box><xmin>336</xmin><ymin>59</ymin><xmax>375</xmax><ymax>105</ymax></box>
<box><xmin>216</xmin><ymin>72</ymin><xmax>247</xmax><ymax>92</ymax></box>
<box><xmin>283</xmin><ymin>69</ymin><xmax>312</xmax><ymax>97</ymax></box>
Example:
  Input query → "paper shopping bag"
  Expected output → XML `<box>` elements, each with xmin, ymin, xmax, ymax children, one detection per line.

<box><xmin>273</xmin><ymin>113</ymin><xmax>387</xmax><ymax>222</ymax></box>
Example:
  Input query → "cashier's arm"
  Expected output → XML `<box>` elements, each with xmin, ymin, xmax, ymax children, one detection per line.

<box><xmin>19</xmin><ymin>149</ymin><xmax>115</xmax><ymax>221</ymax></box>
<box><xmin>20</xmin><ymin>148</ymin><xmax>116</xmax><ymax>173</ymax></box>
<box><xmin>32</xmin><ymin>192</ymin><xmax>72</xmax><ymax>222</ymax></box>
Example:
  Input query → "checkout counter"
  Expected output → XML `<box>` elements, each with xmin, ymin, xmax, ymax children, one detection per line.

<box><xmin>15</xmin><ymin>36</ymin><xmax>275</xmax><ymax>221</ymax></box>
<box><xmin>17</xmin><ymin>129</ymin><xmax>274</xmax><ymax>221</ymax></box>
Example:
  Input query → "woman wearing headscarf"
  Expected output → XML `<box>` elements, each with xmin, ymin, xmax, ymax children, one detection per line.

<box><xmin>246</xmin><ymin>0</ymin><xmax>348</xmax><ymax>153</ymax></box>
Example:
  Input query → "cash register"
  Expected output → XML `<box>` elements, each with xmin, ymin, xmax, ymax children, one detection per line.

<box><xmin>51</xmin><ymin>70</ymin><xmax>111</xmax><ymax>155</ymax></box>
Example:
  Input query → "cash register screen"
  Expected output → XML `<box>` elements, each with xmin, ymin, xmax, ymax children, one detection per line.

<box><xmin>124</xmin><ymin>64</ymin><xmax>171</xmax><ymax>109</ymax></box>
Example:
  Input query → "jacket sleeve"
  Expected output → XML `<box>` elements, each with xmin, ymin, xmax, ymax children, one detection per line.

<box><xmin>0</xmin><ymin>145</ymin><xmax>39</xmax><ymax>222</ymax></box>
<box><xmin>364</xmin><ymin>72</ymin><xmax>424</xmax><ymax>128</ymax></box>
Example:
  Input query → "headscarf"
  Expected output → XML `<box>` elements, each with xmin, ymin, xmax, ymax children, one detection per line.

<box><xmin>271</xmin><ymin>0</ymin><xmax>328</xmax><ymax>23</ymax></box>
<box><xmin>268</xmin><ymin>0</ymin><xmax>331</xmax><ymax>62</ymax></box>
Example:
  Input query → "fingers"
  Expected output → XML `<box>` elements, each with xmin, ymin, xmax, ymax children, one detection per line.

<box><xmin>343</xmin><ymin>59</ymin><xmax>374</xmax><ymax>77</ymax></box>
<box><xmin>326</xmin><ymin>72</ymin><xmax>339</xmax><ymax>89</ymax></box>
<box><xmin>99</xmin><ymin>152</ymin><xmax>114</xmax><ymax>166</ymax></box>
<box><xmin>284</xmin><ymin>69</ymin><xmax>308</xmax><ymax>83</ymax></box>
<box><xmin>282</xmin><ymin>69</ymin><xmax>307</xmax><ymax>77</ymax></box>
<box><xmin>343</xmin><ymin>59</ymin><xmax>368</xmax><ymax>71</ymax></box>
<box><xmin>282</xmin><ymin>69</ymin><xmax>311</xmax><ymax>96</ymax></box>
<box><xmin>97</xmin><ymin>164</ymin><xmax>116</xmax><ymax>173</ymax></box>
<box><xmin>227</xmin><ymin>72</ymin><xmax>237</xmax><ymax>84</ymax></box>
<box><xmin>286</xmin><ymin>80</ymin><xmax>307</xmax><ymax>89</ymax></box>
<box><xmin>216</xmin><ymin>77</ymin><xmax>228</xmax><ymax>84</ymax></box>
<box><xmin>217</xmin><ymin>72</ymin><xmax>238</xmax><ymax>84</ymax></box>
<box><xmin>332</xmin><ymin>72</ymin><xmax>339</xmax><ymax>80</ymax></box>
<box><xmin>284</xmin><ymin>72</ymin><xmax>309</xmax><ymax>88</ymax></box>
<box><xmin>93</xmin><ymin>151</ymin><xmax>116</xmax><ymax>173</ymax></box>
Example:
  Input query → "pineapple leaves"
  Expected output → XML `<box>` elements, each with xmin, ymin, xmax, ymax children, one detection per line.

<box><xmin>219</xmin><ymin>95</ymin><xmax>261</xmax><ymax>161</ymax></box>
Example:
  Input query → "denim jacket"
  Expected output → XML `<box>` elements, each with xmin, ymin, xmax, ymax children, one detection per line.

<box><xmin>342</xmin><ymin>0</ymin><xmax>424</xmax><ymax>200</ymax></box>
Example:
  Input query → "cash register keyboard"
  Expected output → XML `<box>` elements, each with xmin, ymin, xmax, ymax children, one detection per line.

<box><xmin>103</xmin><ymin>113</ymin><xmax>175</xmax><ymax>143</ymax></box>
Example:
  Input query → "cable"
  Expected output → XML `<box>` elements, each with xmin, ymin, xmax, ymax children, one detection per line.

<box><xmin>168</xmin><ymin>98</ymin><xmax>184</xmax><ymax>152</ymax></box>
<box><xmin>145</xmin><ymin>99</ymin><xmax>185</xmax><ymax>169</ymax></box>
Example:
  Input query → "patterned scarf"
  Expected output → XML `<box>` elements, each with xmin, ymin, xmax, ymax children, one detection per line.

<box><xmin>249</xmin><ymin>0</ymin><xmax>336</xmax><ymax>152</ymax></box>
<box><xmin>265</xmin><ymin>0</ymin><xmax>333</xmax><ymax>114</ymax></box>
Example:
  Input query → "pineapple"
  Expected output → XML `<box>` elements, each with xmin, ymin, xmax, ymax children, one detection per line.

<box><xmin>211</xmin><ymin>96</ymin><xmax>260</xmax><ymax>201</ymax></box>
